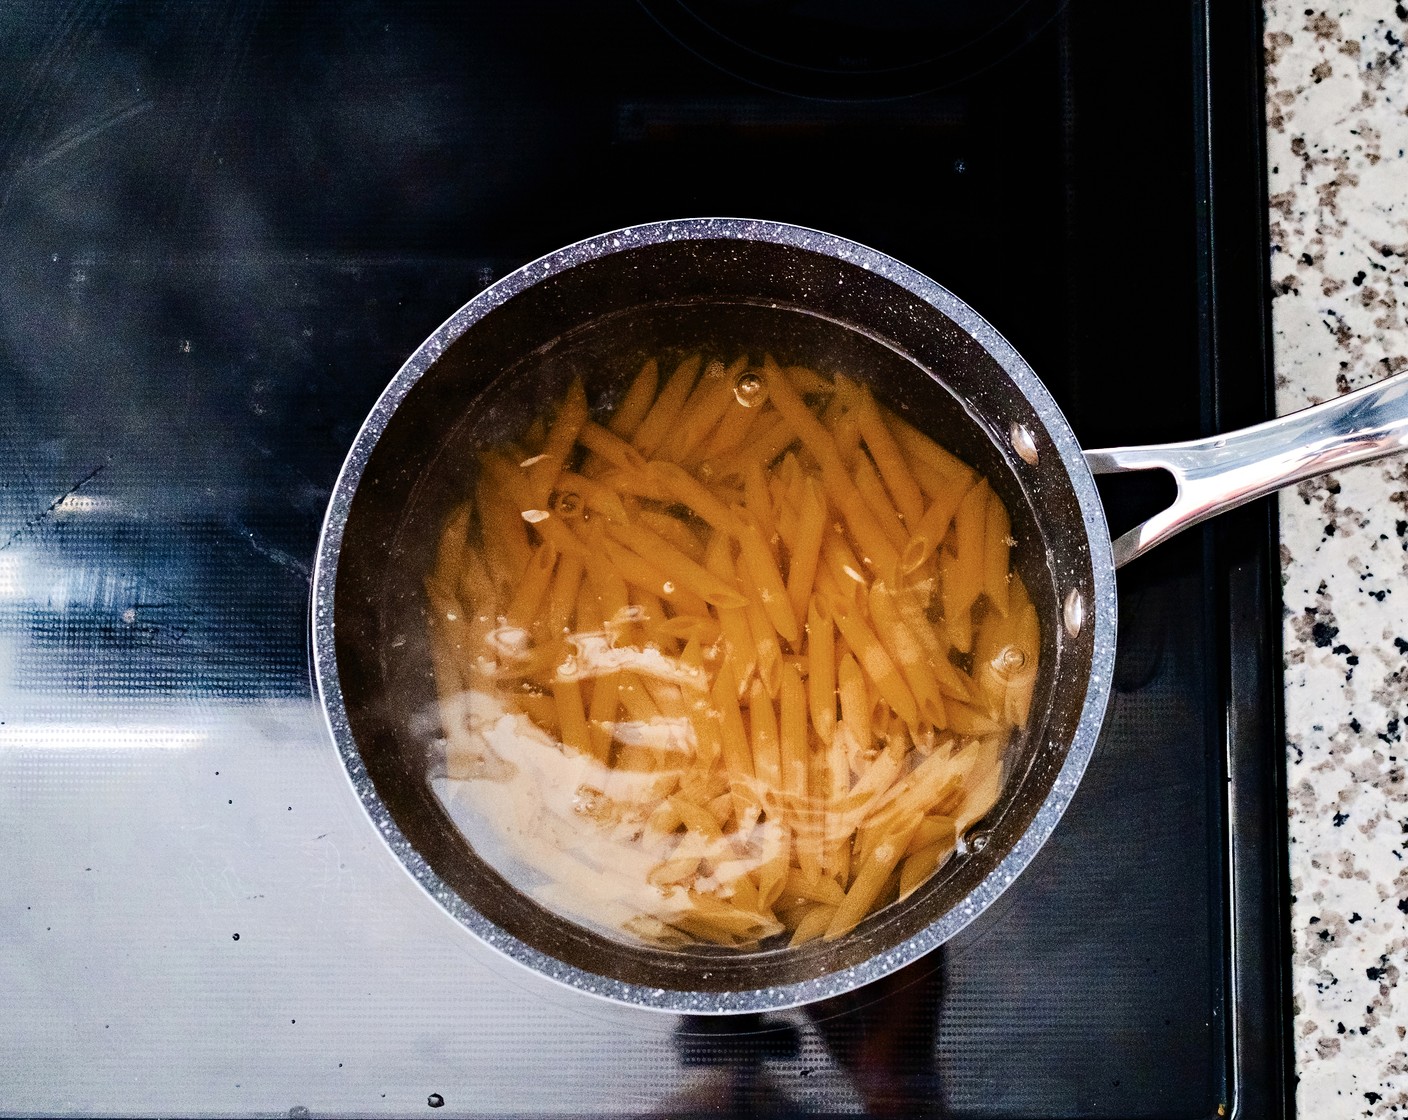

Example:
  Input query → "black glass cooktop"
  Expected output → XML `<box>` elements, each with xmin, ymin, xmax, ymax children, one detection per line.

<box><xmin>0</xmin><ymin>1</ymin><xmax>1290</xmax><ymax>1116</ymax></box>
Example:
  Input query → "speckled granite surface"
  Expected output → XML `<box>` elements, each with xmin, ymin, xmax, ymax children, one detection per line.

<box><xmin>1265</xmin><ymin>2</ymin><xmax>1408</xmax><ymax>1113</ymax></box>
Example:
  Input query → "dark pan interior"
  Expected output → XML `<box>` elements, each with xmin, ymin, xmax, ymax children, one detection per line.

<box><xmin>331</xmin><ymin>234</ymin><xmax>1098</xmax><ymax>994</ymax></box>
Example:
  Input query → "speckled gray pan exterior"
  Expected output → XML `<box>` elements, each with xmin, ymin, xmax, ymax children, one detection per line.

<box><xmin>311</xmin><ymin>218</ymin><xmax>1118</xmax><ymax>1013</ymax></box>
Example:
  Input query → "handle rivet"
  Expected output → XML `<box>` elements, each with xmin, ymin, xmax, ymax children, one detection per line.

<box><xmin>1011</xmin><ymin>422</ymin><xmax>1039</xmax><ymax>465</ymax></box>
<box><xmin>1063</xmin><ymin>588</ymin><xmax>1085</xmax><ymax>637</ymax></box>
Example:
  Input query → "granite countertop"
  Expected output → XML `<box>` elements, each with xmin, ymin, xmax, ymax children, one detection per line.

<box><xmin>1264</xmin><ymin>1</ymin><xmax>1408</xmax><ymax>1112</ymax></box>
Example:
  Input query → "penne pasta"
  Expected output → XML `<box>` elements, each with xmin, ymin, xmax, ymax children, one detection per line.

<box><xmin>785</xmin><ymin>475</ymin><xmax>828</xmax><ymax>625</ymax></box>
<box><xmin>983</xmin><ymin>486</ymin><xmax>1012</xmax><ymax>615</ymax></box>
<box><xmin>477</xmin><ymin>477</ymin><xmax>532</xmax><ymax>588</ymax></box>
<box><xmin>635</xmin><ymin>509</ymin><xmax>706</xmax><ymax>562</ymax></box>
<box><xmin>551</xmin><ymin>470</ymin><xmax>629</xmax><ymax>522</ymax></box>
<box><xmin>853</xmin><ymin>451</ymin><xmax>910</xmax><ymax>553</ymax></box>
<box><xmin>742</xmin><ymin>461</ymin><xmax>780</xmax><ymax>559</ymax></box>
<box><xmin>778</xmin><ymin>662</ymin><xmax>808</xmax><ymax>790</ymax></box>
<box><xmin>695</xmin><ymin>389</ymin><xmax>763</xmax><ymax>462</ymax></box>
<box><xmin>752</xmin><ymin>821</ymin><xmax>790</xmax><ymax>910</ymax></box>
<box><xmin>950</xmin><ymin>479</ymin><xmax>990</xmax><ymax>610</ymax></box>
<box><xmin>742</xmin><ymin>586</ymin><xmax>784</xmax><ymax>698</ymax></box>
<box><xmin>787</xmin><ymin>903</ymin><xmax>838</xmax><ymax>947</ymax></box>
<box><xmin>646</xmin><ymin>459</ymin><xmax>745</xmax><ymax>536</ymax></box>
<box><xmin>455</xmin><ymin>540</ymin><xmax>498</xmax><ymax>622</ymax></box>
<box><xmin>578</xmin><ymin>520</ymin><xmax>631</xmax><ymax>623</ymax></box>
<box><xmin>748</xmin><ymin>677</ymin><xmax>783</xmax><ymax>801</ymax></box>
<box><xmin>632</xmin><ymin>353</ymin><xmax>701</xmax><ymax>457</ymax></box>
<box><xmin>579</xmin><ymin>419</ymin><xmax>649</xmax><ymax>474</ymax></box>
<box><xmin>836</xmin><ymin>652</ymin><xmax>871</xmax><ymax>774</ymax></box>
<box><xmin>868</xmin><ymin>580</ymin><xmax>948</xmax><ymax>730</ymax></box>
<box><xmin>609</xmin><ymin>358</ymin><xmax>659</xmax><ymax>438</ymax></box>
<box><xmin>546</xmin><ymin>551</ymin><xmax>585</xmax><ymax>639</ymax></box>
<box><xmin>667</xmin><ymin>357</ymin><xmax>739</xmax><ymax>462</ymax></box>
<box><xmin>736</xmin><ymin>518</ymin><xmax>799</xmax><ymax>646</ymax></box>
<box><xmin>855</xmin><ymin>385</ymin><xmax>926</xmax><ymax>529</ymax></box>
<box><xmin>782</xmin><ymin>867</ymin><xmax>847</xmax><ymax>908</ymax></box>
<box><xmin>587</xmin><ymin>670</ymin><xmax>621</xmax><ymax>761</ymax></box>
<box><xmin>552</xmin><ymin>676</ymin><xmax>594</xmax><ymax>761</ymax></box>
<box><xmin>426</xmin><ymin>350</ymin><xmax>1038</xmax><ymax>950</ymax></box>
<box><xmin>761</xmin><ymin>355</ymin><xmax>900</xmax><ymax>577</ymax></box>
<box><xmin>805</xmin><ymin>598</ymin><xmax>837</xmax><ymax>748</ymax></box>
<box><xmin>824</xmin><ymin>814</ymin><xmax>923</xmax><ymax>940</ymax></box>
<box><xmin>434</xmin><ymin>501</ymin><xmax>472</xmax><ymax>586</ymax></box>
<box><xmin>605</xmin><ymin>519</ymin><xmax>747</xmax><ymax>609</ymax></box>
<box><xmin>881</xmin><ymin>403</ymin><xmax>977</xmax><ymax>484</ymax></box>
<box><xmin>712</xmin><ymin>662</ymin><xmax>759</xmax><ymax>823</ymax></box>
<box><xmin>899</xmin><ymin>840</ymin><xmax>951</xmax><ymax>900</ymax></box>
<box><xmin>504</xmin><ymin>540</ymin><xmax>559</xmax><ymax>630</ymax></box>
<box><xmin>528</xmin><ymin>377</ymin><xmax>588</xmax><ymax>507</ymax></box>
<box><xmin>829</xmin><ymin>598</ymin><xmax>920</xmax><ymax>731</ymax></box>
<box><xmin>599</xmin><ymin>537</ymin><xmax>712</xmax><ymax>617</ymax></box>
<box><xmin>902</xmin><ymin>474</ymin><xmax>977</xmax><ymax>575</ymax></box>
<box><xmin>702</xmin><ymin>410</ymin><xmax>795</xmax><ymax>481</ymax></box>
<box><xmin>703</xmin><ymin>534</ymin><xmax>757</xmax><ymax>694</ymax></box>
<box><xmin>781</xmin><ymin>363</ymin><xmax>834</xmax><ymax>396</ymax></box>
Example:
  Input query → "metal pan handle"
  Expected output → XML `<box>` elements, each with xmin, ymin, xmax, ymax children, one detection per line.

<box><xmin>1083</xmin><ymin>371</ymin><xmax>1408</xmax><ymax>568</ymax></box>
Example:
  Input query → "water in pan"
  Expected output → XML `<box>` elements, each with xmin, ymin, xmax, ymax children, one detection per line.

<box><xmin>381</xmin><ymin>300</ymin><xmax>1054</xmax><ymax>956</ymax></box>
<box><xmin>427</xmin><ymin>366</ymin><xmax>1035</xmax><ymax>949</ymax></box>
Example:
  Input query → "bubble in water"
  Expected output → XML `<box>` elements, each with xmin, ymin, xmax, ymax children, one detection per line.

<box><xmin>552</xmin><ymin>490</ymin><xmax>582</xmax><ymax>517</ymax></box>
<box><xmin>573</xmin><ymin>785</ymin><xmax>604</xmax><ymax>815</ymax></box>
<box><xmin>733</xmin><ymin>371</ymin><xmax>767</xmax><ymax>407</ymax></box>
<box><xmin>993</xmin><ymin>646</ymin><xmax>1027</xmax><ymax>676</ymax></box>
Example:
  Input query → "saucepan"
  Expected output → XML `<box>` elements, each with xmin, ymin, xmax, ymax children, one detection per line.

<box><xmin>311</xmin><ymin>218</ymin><xmax>1408</xmax><ymax>1013</ymax></box>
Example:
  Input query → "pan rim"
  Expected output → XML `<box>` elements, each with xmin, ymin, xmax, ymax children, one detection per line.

<box><xmin>310</xmin><ymin>216</ymin><xmax>1119</xmax><ymax>1014</ymax></box>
